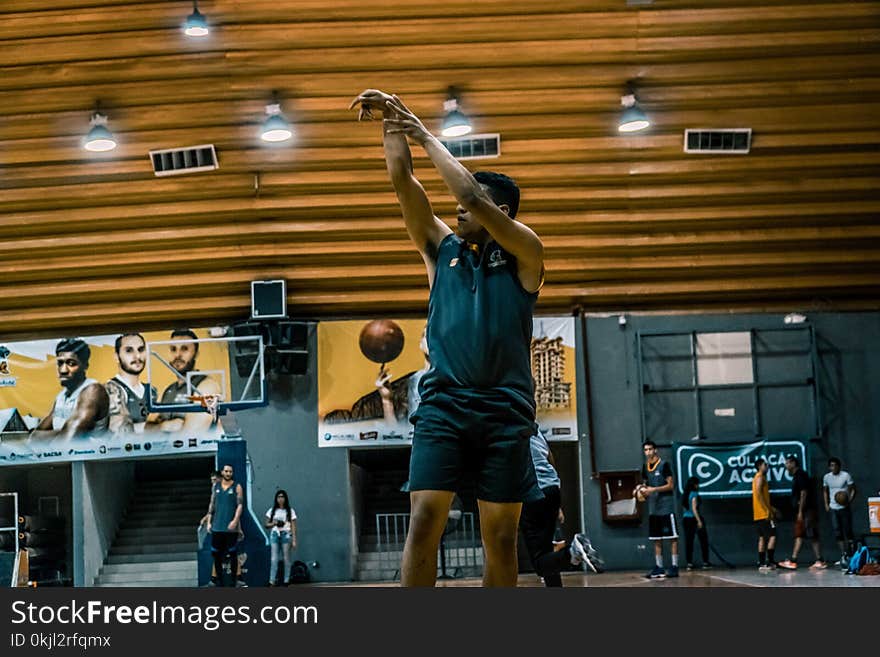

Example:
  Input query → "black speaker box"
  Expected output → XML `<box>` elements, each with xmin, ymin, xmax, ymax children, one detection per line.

<box><xmin>251</xmin><ymin>280</ymin><xmax>287</xmax><ymax>319</ymax></box>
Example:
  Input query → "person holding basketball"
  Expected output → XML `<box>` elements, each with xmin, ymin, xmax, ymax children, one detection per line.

<box><xmin>822</xmin><ymin>457</ymin><xmax>856</xmax><ymax>567</ymax></box>
<box><xmin>640</xmin><ymin>440</ymin><xmax>679</xmax><ymax>578</ymax></box>
<box><xmin>351</xmin><ymin>89</ymin><xmax>544</xmax><ymax>587</ymax></box>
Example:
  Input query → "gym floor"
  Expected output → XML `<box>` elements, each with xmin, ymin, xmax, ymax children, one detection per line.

<box><xmin>313</xmin><ymin>569</ymin><xmax>880</xmax><ymax>587</ymax></box>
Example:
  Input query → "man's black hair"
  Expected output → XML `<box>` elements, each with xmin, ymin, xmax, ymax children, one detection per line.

<box><xmin>785</xmin><ymin>454</ymin><xmax>800</xmax><ymax>467</ymax></box>
<box><xmin>643</xmin><ymin>439</ymin><xmax>656</xmax><ymax>449</ymax></box>
<box><xmin>114</xmin><ymin>332</ymin><xmax>145</xmax><ymax>354</ymax></box>
<box><xmin>170</xmin><ymin>328</ymin><xmax>199</xmax><ymax>353</ymax></box>
<box><xmin>755</xmin><ymin>457</ymin><xmax>766</xmax><ymax>468</ymax></box>
<box><xmin>828</xmin><ymin>456</ymin><xmax>841</xmax><ymax>467</ymax></box>
<box><xmin>55</xmin><ymin>338</ymin><xmax>90</xmax><ymax>368</ymax></box>
<box><xmin>473</xmin><ymin>171</ymin><xmax>520</xmax><ymax>219</ymax></box>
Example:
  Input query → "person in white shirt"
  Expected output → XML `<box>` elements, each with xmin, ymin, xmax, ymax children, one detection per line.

<box><xmin>822</xmin><ymin>457</ymin><xmax>856</xmax><ymax>566</ymax></box>
<box><xmin>264</xmin><ymin>490</ymin><xmax>297</xmax><ymax>586</ymax></box>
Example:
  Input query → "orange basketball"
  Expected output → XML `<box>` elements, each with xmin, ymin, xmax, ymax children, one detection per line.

<box><xmin>834</xmin><ymin>490</ymin><xmax>849</xmax><ymax>506</ymax></box>
<box><xmin>359</xmin><ymin>319</ymin><xmax>405</xmax><ymax>364</ymax></box>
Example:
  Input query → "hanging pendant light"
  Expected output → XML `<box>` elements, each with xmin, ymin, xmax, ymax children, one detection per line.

<box><xmin>184</xmin><ymin>1</ymin><xmax>209</xmax><ymax>37</ymax></box>
<box><xmin>618</xmin><ymin>81</ymin><xmax>650</xmax><ymax>133</ymax></box>
<box><xmin>440</xmin><ymin>86</ymin><xmax>473</xmax><ymax>138</ymax></box>
<box><xmin>261</xmin><ymin>93</ymin><xmax>293</xmax><ymax>143</ymax></box>
<box><xmin>83</xmin><ymin>109</ymin><xmax>117</xmax><ymax>152</ymax></box>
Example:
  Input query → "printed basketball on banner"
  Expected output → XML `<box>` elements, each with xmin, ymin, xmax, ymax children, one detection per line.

<box><xmin>317</xmin><ymin>316</ymin><xmax>579</xmax><ymax>447</ymax></box>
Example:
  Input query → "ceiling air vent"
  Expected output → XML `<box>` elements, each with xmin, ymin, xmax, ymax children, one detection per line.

<box><xmin>684</xmin><ymin>129</ymin><xmax>751</xmax><ymax>154</ymax></box>
<box><xmin>149</xmin><ymin>144</ymin><xmax>219</xmax><ymax>176</ymax></box>
<box><xmin>440</xmin><ymin>133</ymin><xmax>501</xmax><ymax>161</ymax></box>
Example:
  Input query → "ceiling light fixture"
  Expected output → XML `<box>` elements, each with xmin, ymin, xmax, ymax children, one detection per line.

<box><xmin>184</xmin><ymin>1</ymin><xmax>209</xmax><ymax>37</ymax></box>
<box><xmin>618</xmin><ymin>81</ymin><xmax>650</xmax><ymax>133</ymax></box>
<box><xmin>261</xmin><ymin>92</ymin><xmax>293</xmax><ymax>143</ymax></box>
<box><xmin>83</xmin><ymin>107</ymin><xmax>117</xmax><ymax>152</ymax></box>
<box><xmin>440</xmin><ymin>86</ymin><xmax>473</xmax><ymax>138</ymax></box>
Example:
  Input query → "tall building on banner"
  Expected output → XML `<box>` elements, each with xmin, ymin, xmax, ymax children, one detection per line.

<box><xmin>531</xmin><ymin>337</ymin><xmax>571</xmax><ymax>411</ymax></box>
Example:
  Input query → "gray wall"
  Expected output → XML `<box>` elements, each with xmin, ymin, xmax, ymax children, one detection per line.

<box><xmin>577</xmin><ymin>311</ymin><xmax>880</xmax><ymax>569</ymax></box>
<box><xmin>234</xmin><ymin>324</ymin><xmax>354</xmax><ymax>582</ymax></box>
<box><xmin>74</xmin><ymin>460</ymin><xmax>135</xmax><ymax>586</ymax></box>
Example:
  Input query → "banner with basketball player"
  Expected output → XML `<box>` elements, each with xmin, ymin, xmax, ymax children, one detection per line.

<box><xmin>674</xmin><ymin>439</ymin><xmax>808</xmax><ymax>498</ymax></box>
<box><xmin>0</xmin><ymin>328</ymin><xmax>242</xmax><ymax>466</ymax></box>
<box><xmin>317</xmin><ymin>316</ymin><xmax>578</xmax><ymax>447</ymax></box>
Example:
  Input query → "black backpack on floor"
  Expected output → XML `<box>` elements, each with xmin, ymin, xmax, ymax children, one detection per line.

<box><xmin>290</xmin><ymin>560</ymin><xmax>310</xmax><ymax>584</ymax></box>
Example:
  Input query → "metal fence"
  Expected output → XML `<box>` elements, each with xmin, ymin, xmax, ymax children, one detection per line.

<box><xmin>372</xmin><ymin>512</ymin><xmax>482</xmax><ymax>581</ymax></box>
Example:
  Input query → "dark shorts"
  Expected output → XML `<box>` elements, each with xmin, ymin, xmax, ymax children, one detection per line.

<box><xmin>406</xmin><ymin>391</ymin><xmax>540</xmax><ymax>503</ymax></box>
<box><xmin>794</xmin><ymin>509</ymin><xmax>819</xmax><ymax>539</ymax></box>
<box><xmin>649</xmin><ymin>513</ymin><xmax>678</xmax><ymax>540</ymax></box>
<box><xmin>830</xmin><ymin>507</ymin><xmax>854</xmax><ymax>541</ymax></box>
<box><xmin>755</xmin><ymin>518</ymin><xmax>777</xmax><ymax>540</ymax></box>
<box><xmin>210</xmin><ymin>531</ymin><xmax>239</xmax><ymax>556</ymax></box>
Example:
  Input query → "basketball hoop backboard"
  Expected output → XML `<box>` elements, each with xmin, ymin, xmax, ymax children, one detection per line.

<box><xmin>146</xmin><ymin>335</ymin><xmax>267</xmax><ymax>413</ymax></box>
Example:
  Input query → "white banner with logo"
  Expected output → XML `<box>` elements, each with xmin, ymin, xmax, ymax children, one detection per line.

<box><xmin>0</xmin><ymin>433</ymin><xmax>218</xmax><ymax>466</ymax></box>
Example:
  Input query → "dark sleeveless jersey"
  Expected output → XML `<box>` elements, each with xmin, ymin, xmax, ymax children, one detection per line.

<box><xmin>159</xmin><ymin>374</ymin><xmax>207</xmax><ymax>420</ymax></box>
<box><xmin>418</xmin><ymin>234</ymin><xmax>538</xmax><ymax>417</ymax></box>
<box><xmin>108</xmin><ymin>376</ymin><xmax>156</xmax><ymax>424</ymax></box>
<box><xmin>211</xmin><ymin>480</ymin><xmax>239</xmax><ymax>529</ymax></box>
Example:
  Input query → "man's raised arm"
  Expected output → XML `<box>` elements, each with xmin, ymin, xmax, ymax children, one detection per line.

<box><xmin>383</xmin><ymin>95</ymin><xmax>544</xmax><ymax>292</ymax></box>
<box><xmin>350</xmin><ymin>90</ymin><xmax>451</xmax><ymax>287</ymax></box>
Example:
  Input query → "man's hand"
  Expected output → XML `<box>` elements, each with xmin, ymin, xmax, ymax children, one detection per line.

<box><xmin>349</xmin><ymin>89</ymin><xmax>396</xmax><ymax>121</ymax></box>
<box><xmin>383</xmin><ymin>95</ymin><xmax>432</xmax><ymax>146</ymax></box>
<box><xmin>375</xmin><ymin>365</ymin><xmax>393</xmax><ymax>401</ymax></box>
<box><xmin>227</xmin><ymin>520</ymin><xmax>238</xmax><ymax>532</ymax></box>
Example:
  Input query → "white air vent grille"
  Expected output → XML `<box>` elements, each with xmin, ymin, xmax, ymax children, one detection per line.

<box><xmin>684</xmin><ymin>129</ymin><xmax>751</xmax><ymax>154</ymax></box>
<box><xmin>149</xmin><ymin>144</ymin><xmax>219</xmax><ymax>176</ymax></box>
<box><xmin>440</xmin><ymin>133</ymin><xmax>501</xmax><ymax>160</ymax></box>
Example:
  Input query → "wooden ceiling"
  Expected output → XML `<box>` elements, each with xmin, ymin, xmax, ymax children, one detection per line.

<box><xmin>1</xmin><ymin>0</ymin><xmax>879</xmax><ymax>339</ymax></box>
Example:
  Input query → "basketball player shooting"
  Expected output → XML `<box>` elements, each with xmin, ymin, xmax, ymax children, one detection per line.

<box><xmin>351</xmin><ymin>90</ymin><xmax>545</xmax><ymax>587</ymax></box>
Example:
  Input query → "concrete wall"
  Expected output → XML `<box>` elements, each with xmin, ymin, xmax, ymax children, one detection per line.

<box><xmin>234</xmin><ymin>324</ymin><xmax>354</xmax><ymax>582</ymax></box>
<box><xmin>577</xmin><ymin>311</ymin><xmax>880</xmax><ymax>570</ymax></box>
<box><xmin>73</xmin><ymin>460</ymin><xmax>135</xmax><ymax>586</ymax></box>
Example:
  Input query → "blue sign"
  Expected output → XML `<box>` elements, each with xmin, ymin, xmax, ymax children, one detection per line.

<box><xmin>674</xmin><ymin>440</ymin><xmax>807</xmax><ymax>498</ymax></box>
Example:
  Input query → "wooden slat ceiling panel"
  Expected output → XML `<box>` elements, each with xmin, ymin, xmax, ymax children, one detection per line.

<box><xmin>1</xmin><ymin>0</ymin><xmax>879</xmax><ymax>339</ymax></box>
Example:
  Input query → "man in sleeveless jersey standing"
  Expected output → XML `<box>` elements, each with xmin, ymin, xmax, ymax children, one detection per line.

<box><xmin>31</xmin><ymin>338</ymin><xmax>110</xmax><ymax>440</ymax></box>
<box><xmin>206</xmin><ymin>464</ymin><xmax>244</xmax><ymax>586</ymax></box>
<box><xmin>351</xmin><ymin>90</ymin><xmax>545</xmax><ymax>587</ymax></box>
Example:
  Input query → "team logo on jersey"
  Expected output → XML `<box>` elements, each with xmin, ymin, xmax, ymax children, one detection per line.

<box><xmin>488</xmin><ymin>249</ymin><xmax>507</xmax><ymax>268</ymax></box>
<box><xmin>449</xmin><ymin>257</ymin><xmax>459</xmax><ymax>267</ymax></box>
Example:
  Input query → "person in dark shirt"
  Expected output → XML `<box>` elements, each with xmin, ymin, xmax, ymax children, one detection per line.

<box><xmin>351</xmin><ymin>89</ymin><xmax>544</xmax><ymax>587</ymax></box>
<box><xmin>778</xmin><ymin>455</ymin><xmax>826</xmax><ymax>570</ymax></box>
<box><xmin>640</xmin><ymin>440</ymin><xmax>679</xmax><ymax>578</ymax></box>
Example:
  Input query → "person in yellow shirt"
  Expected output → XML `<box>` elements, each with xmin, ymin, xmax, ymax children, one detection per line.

<box><xmin>752</xmin><ymin>458</ymin><xmax>778</xmax><ymax>572</ymax></box>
